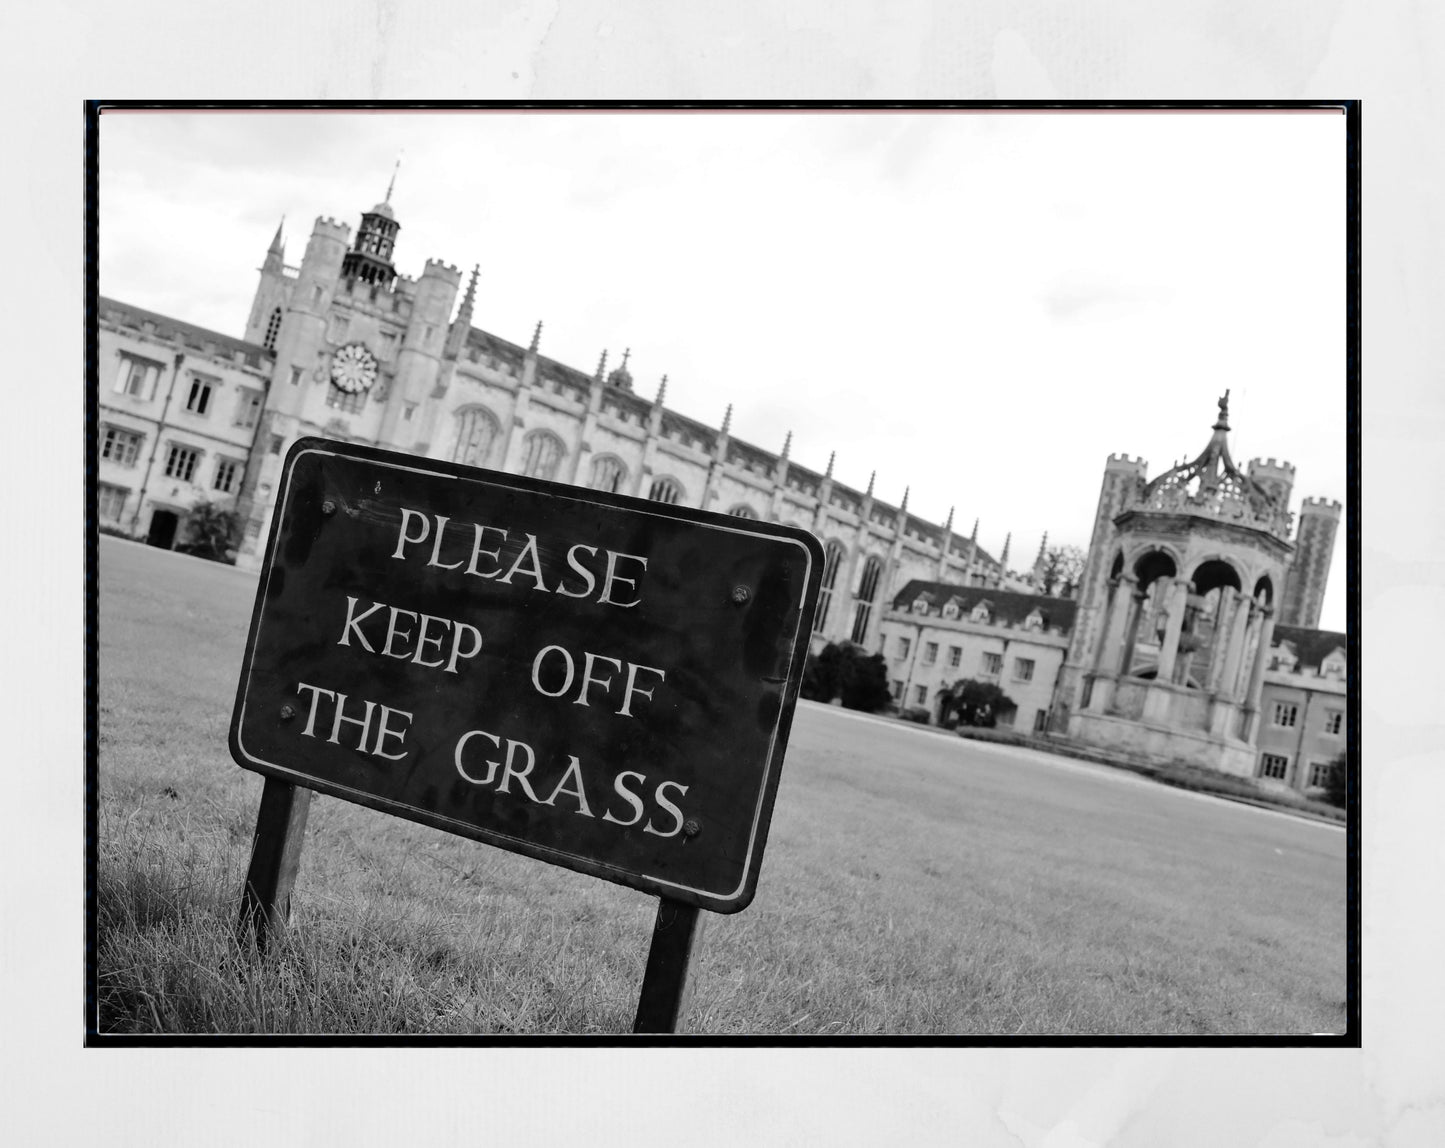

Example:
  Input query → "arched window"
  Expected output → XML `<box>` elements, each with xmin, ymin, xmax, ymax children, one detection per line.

<box><xmin>648</xmin><ymin>476</ymin><xmax>684</xmax><ymax>505</ymax></box>
<box><xmin>850</xmin><ymin>554</ymin><xmax>884</xmax><ymax>645</ymax></box>
<box><xmin>813</xmin><ymin>540</ymin><xmax>846</xmax><ymax>634</ymax></box>
<box><xmin>728</xmin><ymin>504</ymin><xmax>758</xmax><ymax>519</ymax></box>
<box><xmin>451</xmin><ymin>406</ymin><xmax>500</xmax><ymax>469</ymax></box>
<box><xmin>262</xmin><ymin>306</ymin><xmax>282</xmax><ymax>351</ymax></box>
<box><xmin>588</xmin><ymin>455</ymin><xmax>627</xmax><ymax>493</ymax></box>
<box><xmin>520</xmin><ymin>430</ymin><xmax>566</xmax><ymax>480</ymax></box>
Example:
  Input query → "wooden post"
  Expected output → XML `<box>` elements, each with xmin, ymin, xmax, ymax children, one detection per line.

<box><xmin>633</xmin><ymin>897</ymin><xmax>706</xmax><ymax>1034</ymax></box>
<box><xmin>237</xmin><ymin>777</ymin><xmax>313</xmax><ymax>953</ymax></box>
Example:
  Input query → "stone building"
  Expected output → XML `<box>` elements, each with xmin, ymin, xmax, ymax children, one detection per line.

<box><xmin>225</xmin><ymin>193</ymin><xmax>1012</xmax><ymax>653</ymax></box>
<box><xmin>878</xmin><ymin>582</ymin><xmax>1077</xmax><ymax>734</ymax></box>
<box><xmin>1256</xmin><ymin>625</ymin><xmax>1348</xmax><ymax>792</ymax></box>
<box><xmin>1054</xmin><ymin>393</ymin><xmax>1343</xmax><ymax>780</ymax></box>
<box><xmin>96</xmin><ymin>297</ymin><xmax>273</xmax><ymax>549</ymax></box>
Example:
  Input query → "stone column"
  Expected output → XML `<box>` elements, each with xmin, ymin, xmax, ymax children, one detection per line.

<box><xmin>1218</xmin><ymin>591</ymin><xmax>1252</xmax><ymax>700</ymax></box>
<box><xmin>1154</xmin><ymin>577</ymin><xmax>1191</xmax><ymax>685</ymax></box>
<box><xmin>1116</xmin><ymin>588</ymin><xmax>1147</xmax><ymax>677</ymax></box>
<box><xmin>1242</xmin><ymin>606</ymin><xmax>1277</xmax><ymax>742</ymax></box>
<box><xmin>1096</xmin><ymin>576</ymin><xmax>1129</xmax><ymax>670</ymax></box>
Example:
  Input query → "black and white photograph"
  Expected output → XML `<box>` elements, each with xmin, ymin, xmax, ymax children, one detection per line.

<box><xmin>90</xmin><ymin>105</ymin><xmax>1353</xmax><ymax>1040</ymax></box>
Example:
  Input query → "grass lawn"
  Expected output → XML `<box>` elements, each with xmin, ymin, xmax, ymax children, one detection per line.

<box><xmin>95</xmin><ymin>536</ymin><xmax>1347</xmax><ymax>1036</ymax></box>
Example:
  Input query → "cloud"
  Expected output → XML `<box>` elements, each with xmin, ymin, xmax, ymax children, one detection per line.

<box><xmin>1041</xmin><ymin>275</ymin><xmax>1163</xmax><ymax>321</ymax></box>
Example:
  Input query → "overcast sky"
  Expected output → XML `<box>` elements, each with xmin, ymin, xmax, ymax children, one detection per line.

<box><xmin>98</xmin><ymin>108</ymin><xmax>1348</xmax><ymax>630</ymax></box>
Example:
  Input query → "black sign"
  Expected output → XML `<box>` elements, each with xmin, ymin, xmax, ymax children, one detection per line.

<box><xmin>230</xmin><ymin>439</ymin><xmax>822</xmax><ymax>913</ymax></box>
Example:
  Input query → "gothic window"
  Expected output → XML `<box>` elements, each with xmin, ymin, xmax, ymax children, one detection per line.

<box><xmin>589</xmin><ymin>455</ymin><xmax>628</xmax><ymax>493</ymax></box>
<box><xmin>183</xmin><ymin>375</ymin><xmax>216</xmax><ymax>416</ymax></box>
<box><xmin>982</xmin><ymin>652</ymin><xmax>1003</xmax><ymax>677</ymax></box>
<box><xmin>451</xmin><ymin>406</ymin><xmax>500</xmax><ymax>469</ymax></box>
<box><xmin>1324</xmin><ymin>710</ymin><xmax>1343</xmax><ymax>736</ymax></box>
<box><xmin>97</xmin><ymin>483</ymin><xmax>128</xmax><ymax>523</ymax></box>
<box><xmin>1308</xmin><ymin>760</ymin><xmax>1336</xmax><ymax>787</ymax></box>
<box><xmin>163</xmin><ymin>443</ymin><xmax>202</xmax><ymax>483</ymax></box>
<box><xmin>234</xmin><ymin>387</ymin><xmax>263</xmax><ymax>429</ymax></box>
<box><xmin>948</xmin><ymin>645</ymin><xmax>962</xmax><ymax>668</ymax></box>
<box><xmin>212</xmin><ymin>458</ymin><xmax>243</xmax><ymax>494</ymax></box>
<box><xmin>1271</xmin><ymin>702</ymin><xmax>1299</xmax><ymax>728</ymax></box>
<box><xmin>325</xmin><ymin>386</ymin><xmax>366</xmax><ymax>415</ymax></box>
<box><xmin>1259</xmin><ymin>753</ymin><xmax>1289</xmax><ymax>780</ymax></box>
<box><xmin>813</xmin><ymin>540</ymin><xmax>845</xmax><ymax>634</ymax></box>
<box><xmin>923</xmin><ymin>642</ymin><xmax>938</xmax><ymax>665</ymax></box>
<box><xmin>115</xmin><ymin>354</ymin><xmax>162</xmax><ymax>400</ymax></box>
<box><xmin>520</xmin><ymin>430</ymin><xmax>566</xmax><ymax>480</ymax></box>
<box><xmin>1014</xmin><ymin>657</ymin><xmax>1035</xmax><ymax>682</ymax></box>
<box><xmin>648</xmin><ymin>476</ymin><xmax>684</xmax><ymax>505</ymax></box>
<box><xmin>896</xmin><ymin>637</ymin><xmax>911</xmax><ymax>661</ymax></box>
<box><xmin>850</xmin><ymin>554</ymin><xmax>884</xmax><ymax>645</ymax></box>
<box><xmin>100</xmin><ymin>426</ymin><xmax>144</xmax><ymax>467</ymax></box>
<box><xmin>263</xmin><ymin>307</ymin><xmax>282</xmax><ymax>350</ymax></box>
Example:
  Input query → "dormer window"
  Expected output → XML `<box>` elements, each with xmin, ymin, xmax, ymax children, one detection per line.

<box><xmin>971</xmin><ymin>601</ymin><xmax>992</xmax><ymax>624</ymax></box>
<box><xmin>1321</xmin><ymin>652</ymin><xmax>1346</xmax><ymax>680</ymax></box>
<box><xmin>911</xmin><ymin>597</ymin><xmax>930</xmax><ymax>615</ymax></box>
<box><xmin>942</xmin><ymin>599</ymin><xmax>961</xmax><ymax>620</ymax></box>
<box><xmin>1024</xmin><ymin>609</ymin><xmax>1044</xmax><ymax>632</ymax></box>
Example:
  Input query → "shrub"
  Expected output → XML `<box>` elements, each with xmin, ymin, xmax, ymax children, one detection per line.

<box><xmin>181</xmin><ymin>499</ymin><xmax>241</xmax><ymax>564</ymax></box>
<box><xmin>902</xmin><ymin>707</ymin><xmax>932</xmax><ymax>725</ymax></box>
<box><xmin>1321</xmin><ymin>751</ymin><xmax>1347</xmax><ymax>808</ymax></box>
<box><xmin>801</xmin><ymin>642</ymin><xmax>893</xmax><ymax>714</ymax></box>
<box><xmin>940</xmin><ymin>679</ymin><xmax>1015</xmax><ymax>729</ymax></box>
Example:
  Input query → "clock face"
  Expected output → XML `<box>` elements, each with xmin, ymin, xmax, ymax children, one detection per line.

<box><xmin>330</xmin><ymin>343</ymin><xmax>378</xmax><ymax>395</ymax></box>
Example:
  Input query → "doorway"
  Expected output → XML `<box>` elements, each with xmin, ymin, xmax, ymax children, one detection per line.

<box><xmin>146</xmin><ymin>509</ymin><xmax>180</xmax><ymax>550</ymax></box>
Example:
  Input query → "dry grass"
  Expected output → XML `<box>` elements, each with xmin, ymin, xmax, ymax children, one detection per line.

<box><xmin>95</xmin><ymin>536</ymin><xmax>1347</xmax><ymax>1036</ymax></box>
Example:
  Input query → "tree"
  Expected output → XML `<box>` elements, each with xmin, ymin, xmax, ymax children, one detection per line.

<box><xmin>941</xmin><ymin>678</ymin><xmax>1015</xmax><ymax>728</ymax></box>
<box><xmin>181</xmin><ymin>498</ymin><xmax>241</xmax><ymax>563</ymax></box>
<box><xmin>1039</xmin><ymin>544</ymin><xmax>1087</xmax><ymax>598</ymax></box>
<box><xmin>1321</xmin><ymin>750</ymin><xmax>1347</xmax><ymax>808</ymax></box>
<box><xmin>801</xmin><ymin>642</ymin><xmax>893</xmax><ymax>713</ymax></box>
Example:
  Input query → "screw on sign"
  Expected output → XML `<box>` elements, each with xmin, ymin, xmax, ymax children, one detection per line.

<box><xmin>230</xmin><ymin>439</ymin><xmax>822</xmax><ymax>1033</ymax></box>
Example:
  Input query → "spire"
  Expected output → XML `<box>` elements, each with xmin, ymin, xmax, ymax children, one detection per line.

<box><xmin>781</xmin><ymin>431</ymin><xmax>792</xmax><ymax>460</ymax></box>
<box><xmin>529</xmin><ymin>320</ymin><xmax>542</xmax><ymax>353</ymax></box>
<box><xmin>721</xmin><ymin>404</ymin><xmax>733</xmax><ymax>435</ymax></box>
<box><xmin>595</xmin><ymin>349</ymin><xmax>608</xmax><ymax>382</ymax></box>
<box><xmin>385</xmin><ymin>155</ymin><xmax>401</xmax><ymax>205</ymax></box>
<box><xmin>1000</xmin><ymin>532</ymin><xmax>1012</xmax><ymax>569</ymax></box>
<box><xmin>900</xmin><ymin>486</ymin><xmax>910</xmax><ymax>513</ymax></box>
<box><xmin>655</xmin><ymin>374</ymin><xmax>668</xmax><ymax>406</ymax></box>
<box><xmin>866</xmin><ymin>471</ymin><xmax>875</xmax><ymax>497</ymax></box>
<box><xmin>825</xmin><ymin>451</ymin><xmax>835</xmax><ymax>479</ymax></box>
<box><xmin>458</xmin><ymin>265</ymin><xmax>478</xmax><ymax>322</ymax></box>
<box><xmin>971</xmin><ymin>518</ymin><xmax>979</xmax><ymax>542</ymax></box>
<box><xmin>1214</xmin><ymin>389</ymin><xmax>1231</xmax><ymax>431</ymax></box>
<box><xmin>944</xmin><ymin>506</ymin><xmax>954</xmax><ymax>532</ymax></box>
<box><xmin>263</xmin><ymin>217</ymin><xmax>286</xmax><ymax>272</ymax></box>
<box><xmin>445</xmin><ymin>264</ymin><xmax>480</xmax><ymax>358</ymax></box>
<box><xmin>606</xmin><ymin>347</ymin><xmax>634</xmax><ymax>391</ymax></box>
<box><xmin>1035</xmin><ymin>532</ymin><xmax>1049</xmax><ymax>564</ymax></box>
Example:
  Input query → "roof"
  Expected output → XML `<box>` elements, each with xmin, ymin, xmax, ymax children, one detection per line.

<box><xmin>891</xmin><ymin>579</ymin><xmax>1078</xmax><ymax>634</ymax></box>
<box><xmin>1272</xmin><ymin>625</ymin><xmax>1347</xmax><ymax>668</ymax></box>
<box><xmin>98</xmin><ymin>296</ymin><xmax>273</xmax><ymax>362</ymax></box>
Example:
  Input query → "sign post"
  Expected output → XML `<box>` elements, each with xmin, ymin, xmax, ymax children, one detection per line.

<box><xmin>230</xmin><ymin>439</ymin><xmax>821</xmax><ymax>1028</ymax></box>
<box><xmin>236</xmin><ymin>778</ymin><xmax>312</xmax><ymax>952</ymax></box>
